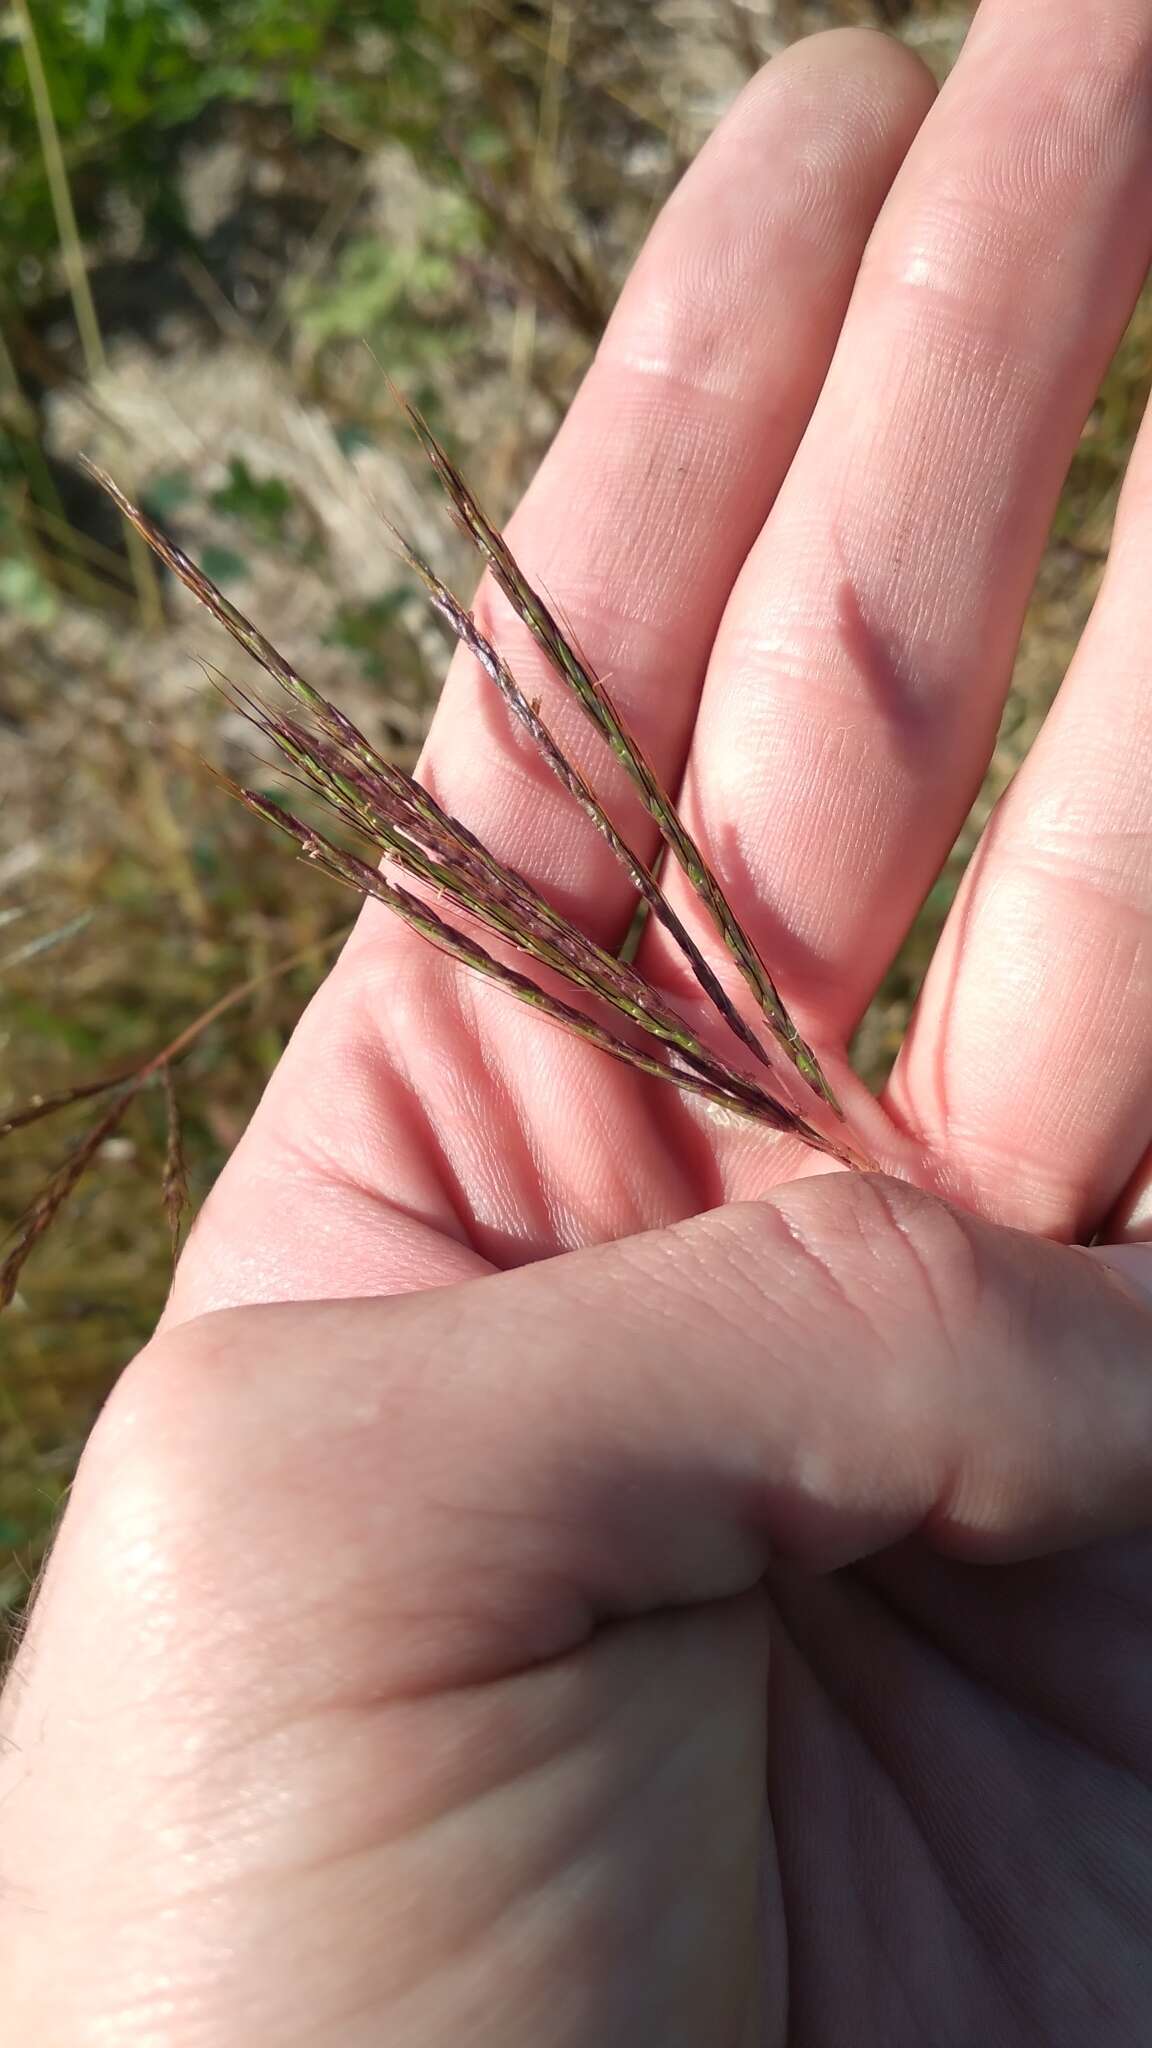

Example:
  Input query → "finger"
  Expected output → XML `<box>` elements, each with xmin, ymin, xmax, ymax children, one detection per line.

<box><xmin>654</xmin><ymin>0</ymin><xmax>1152</xmax><ymax>1040</ymax></box>
<box><xmin>888</xmin><ymin>389</ymin><xmax>1152</xmax><ymax>1238</ymax></box>
<box><xmin>33</xmin><ymin>1176</ymin><xmax>1152</xmax><ymax>1715</ymax></box>
<box><xmin>154</xmin><ymin>36</ymin><xmax>934</xmax><ymax>1330</ymax></box>
<box><xmin>417</xmin><ymin>30</ymin><xmax>934</xmax><ymax>944</ymax></box>
<box><xmin>10</xmin><ymin>1181</ymin><xmax>1151</xmax><ymax>2040</ymax></box>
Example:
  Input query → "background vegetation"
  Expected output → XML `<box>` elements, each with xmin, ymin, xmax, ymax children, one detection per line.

<box><xmin>2</xmin><ymin>0</ymin><xmax>1148</xmax><ymax>1614</ymax></box>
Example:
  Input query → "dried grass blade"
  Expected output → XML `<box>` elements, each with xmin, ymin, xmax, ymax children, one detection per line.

<box><xmin>1</xmin><ymin>930</ymin><xmax>350</xmax><ymax>1308</ymax></box>
<box><xmin>394</xmin><ymin>393</ymin><xmax>839</xmax><ymax>1113</ymax></box>
<box><xmin>83</xmin><ymin>464</ymin><xmax>392</xmax><ymax>789</ymax></box>
<box><xmin>386</xmin><ymin>523</ymin><xmax>789</xmax><ymax>1085</ymax></box>
<box><xmin>74</xmin><ymin>472</ymin><xmax>724</xmax><ymax>1078</ymax></box>
<box><xmin>207</xmin><ymin>682</ymin><xmax>717</xmax><ymax>1067</ymax></box>
<box><xmin>160</xmin><ymin>1066</ymin><xmax>189</xmax><ymax>1261</ymax></box>
<box><xmin>80</xmin><ymin>463</ymin><xmax>859</xmax><ymax>1168</ymax></box>
<box><xmin>1</xmin><ymin>1084</ymin><xmax>143</xmax><ymax>1310</ymax></box>
<box><xmin>1</xmin><ymin>1075</ymin><xmax>127</xmax><ymax>1139</ymax></box>
<box><xmin>235</xmin><ymin>780</ymin><xmax>853</xmax><ymax>1163</ymax></box>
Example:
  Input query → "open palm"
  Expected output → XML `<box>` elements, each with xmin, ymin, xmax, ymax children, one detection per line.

<box><xmin>7</xmin><ymin>10</ymin><xmax>1152</xmax><ymax>2045</ymax></box>
<box><xmin>172</xmin><ymin>7</ymin><xmax>1152</xmax><ymax>1312</ymax></box>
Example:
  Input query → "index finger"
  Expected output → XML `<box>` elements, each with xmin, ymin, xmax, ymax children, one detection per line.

<box><xmin>418</xmin><ymin>30</ymin><xmax>934</xmax><ymax>946</ymax></box>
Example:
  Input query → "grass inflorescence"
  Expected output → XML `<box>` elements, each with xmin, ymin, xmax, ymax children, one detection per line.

<box><xmin>1</xmin><ymin>405</ymin><xmax>869</xmax><ymax>1309</ymax></box>
<box><xmin>0</xmin><ymin>933</ymin><xmax>346</xmax><ymax>1311</ymax></box>
<box><xmin>394</xmin><ymin>390</ymin><xmax>840</xmax><ymax>1111</ymax></box>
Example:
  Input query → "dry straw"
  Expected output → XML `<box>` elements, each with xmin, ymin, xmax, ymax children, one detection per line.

<box><xmin>2</xmin><ymin>404</ymin><xmax>869</xmax><ymax>1307</ymax></box>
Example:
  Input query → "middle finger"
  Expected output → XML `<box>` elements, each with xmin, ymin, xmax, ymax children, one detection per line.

<box><xmin>656</xmin><ymin>0</ymin><xmax>1152</xmax><ymax>1055</ymax></box>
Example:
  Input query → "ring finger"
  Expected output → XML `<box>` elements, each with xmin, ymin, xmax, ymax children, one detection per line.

<box><xmin>647</xmin><ymin>0</ymin><xmax>1152</xmax><ymax>1084</ymax></box>
<box><xmin>889</xmin><ymin>366</ymin><xmax>1152</xmax><ymax>1240</ymax></box>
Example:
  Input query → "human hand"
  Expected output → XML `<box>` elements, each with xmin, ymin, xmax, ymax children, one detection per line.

<box><xmin>6</xmin><ymin>6</ymin><xmax>1152</xmax><ymax>2041</ymax></box>
<box><xmin>3</xmin><ymin>1178</ymin><xmax>1152</xmax><ymax>2045</ymax></box>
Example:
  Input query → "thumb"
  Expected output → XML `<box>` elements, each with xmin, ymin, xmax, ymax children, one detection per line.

<box><xmin>32</xmin><ymin>1173</ymin><xmax>1152</xmax><ymax>1703</ymax></box>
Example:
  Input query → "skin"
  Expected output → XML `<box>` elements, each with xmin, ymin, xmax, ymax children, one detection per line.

<box><xmin>4</xmin><ymin>7</ymin><xmax>1152</xmax><ymax>2041</ymax></box>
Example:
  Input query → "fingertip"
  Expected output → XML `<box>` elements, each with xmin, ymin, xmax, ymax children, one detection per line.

<box><xmin>683</xmin><ymin>23</ymin><xmax>937</xmax><ymax>223</ymax></box>
<box><xmin>749</xmin><ymin>23</ymin><xmax>938</xmax><ymax>129</ymax></box>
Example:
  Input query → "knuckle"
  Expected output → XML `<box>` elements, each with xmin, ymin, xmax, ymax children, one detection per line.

<box><xmin>850</xmin><ymin>1175</ymin><xmax>986</xmax><ymax>1331</ymax></box>
<box><xmin>91</xmin><ymin>1307</ymin><xmax>260</xmax><ymax>1481</ymax></box>
<box><xmin>727</xmin><ymin>1173</ymin><xmax>986</xmax><ymax>1350</ymax></box>
<box><xmin>75</xmin><ymin>1310</ymin><xmax>274</xmax><ymax>1613</ymax></box>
